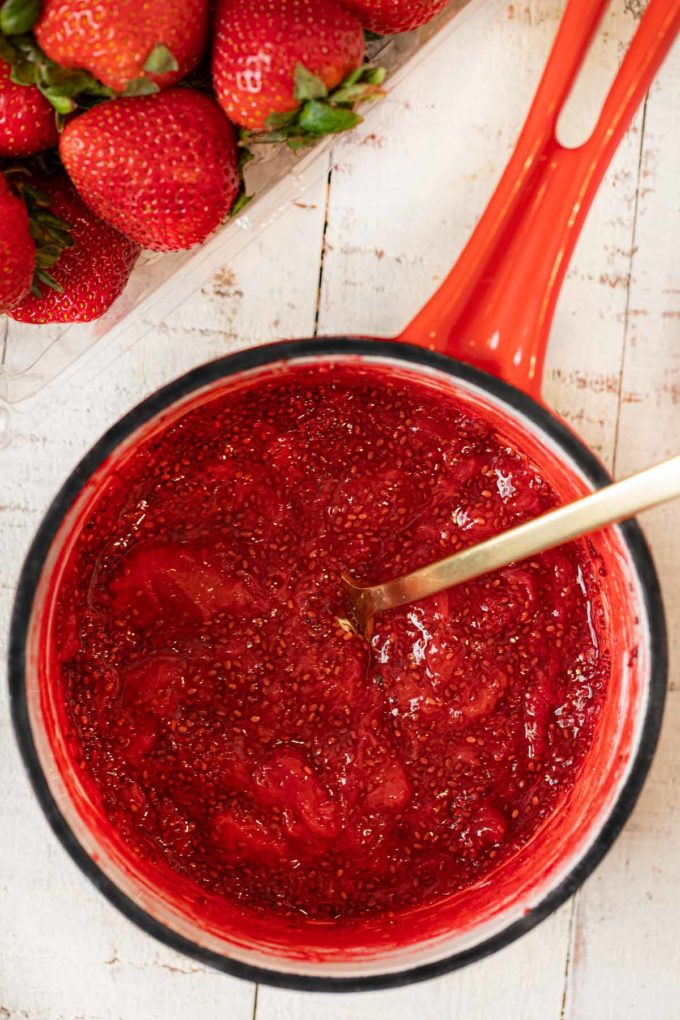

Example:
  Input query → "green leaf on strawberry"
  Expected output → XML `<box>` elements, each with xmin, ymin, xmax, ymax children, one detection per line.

<box><xmin>298</xmin><ymin>100</ymin><xmax>361</xmax><ymax>135</ymax></box>
<box><xmin>360</xmin><ymin>66</ymin><xmax>387</xmax><ymax>86</ymax></box>
<box><xmin>32</xmin><ymin>267</ymin><xmax>60</xmax><ymax>294</ymax></box>
<box><xmin>230</xmin><ymin>191</ymin><xmax>253</xmax><ymax>217</ymax></box>
<box><xmin>122</xmin><ymin>77</ymin><xmax>161</xmax><ymax>97</ymax></box>
<box><xmin>0</xmin><ymin>0</ymin><xmax>40</xmax><ymax>36</ymax></box>
<box><xmin>38</xmin><ymin>88</ymin><xmax>74</xmax><ymax>114</ymax></box>
<box><xmin>262</xmin><ymin>110</ymin><xmax>298</xmax><ymax>131</ymax></box>
<box><xmin>143</xmin><ymin>44</ymin><xmax>179</xmax><ymax>76</ymax></box>
<box><xmin>293</xmin><ymin>64</ymin><xmax>329</xmax><ymax>102</ymax></box>
<box><xmin>244</xmin><ymin>62</ymin><xmax>386</xmax><ymax>150</ymax></box>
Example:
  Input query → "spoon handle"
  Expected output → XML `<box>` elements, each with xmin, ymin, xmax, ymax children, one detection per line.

<box><xmin>366</xmin><ymin>455</ymin><xmax>680</xmax><ymax>614</ymax></box>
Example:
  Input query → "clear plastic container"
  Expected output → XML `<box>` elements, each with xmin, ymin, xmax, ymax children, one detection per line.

<box><xmin>0</xmin><ymin>0</ymin><xmax>477</xmax><ymax>448</ymax></box>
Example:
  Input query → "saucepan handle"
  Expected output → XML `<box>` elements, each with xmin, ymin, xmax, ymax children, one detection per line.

<box><xmin>398</xmin><ymin>0</ymin><xmax>680</xmax><ymax>401</ymax></box>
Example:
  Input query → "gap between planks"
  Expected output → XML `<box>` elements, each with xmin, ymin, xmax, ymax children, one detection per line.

<box><xmin>1</xmin><ymin>316</ymin><xmax>8</xmax><ymax>368</ymax></box>
<box><xmin>313</xmin><ymin>154</ymin><xmax>336</xmax><ymax>339</ymax></box>
<box><xmin>611</xmin><ymin>92</ymin><xmax>650</xmax><ymax>479</ymax></box>
<box><xmin>559</xmin><ymin>897</ymin><xmax>579</xmax><ymax>1020</ymax></box>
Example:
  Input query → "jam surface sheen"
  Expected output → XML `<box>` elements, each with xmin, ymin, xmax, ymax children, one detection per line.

<box><xmin>54</xmin><ymin>362</ymin><xmax>608</xmax><ymax>925</ymax></box>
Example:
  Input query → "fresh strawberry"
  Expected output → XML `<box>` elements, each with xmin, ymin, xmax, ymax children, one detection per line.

<box><xmin>212</xmin><ymin>0</ymin><xmax>383</xmax><ymax>141</ymax></box>
<box><xmin>34</xmin><ymin>0</ymin><xmax>208</xmax><ymax>94</ymax></box>
<box><xmin>8</xmin><ymin>174</ymin><xmax>140</xmax><ymax>323</ymax></box>
<box><xmin>339</xmin><ymin>0</ymin><xmax>451</xmax><ymax>34</ymax></box>
<box><xmin>59</xmin><ymin>88</ymin><xmax>240</xmax><ymax>251</ymax></box>
<box><xmin>0</xmin><ymin>172</ymin><xmax>34</xmax><ymax>310</ymax></box>
<box><xmin>0</xmin><ymin>55</ymin><xmax>58</xmax><ymax>157</ymax></box>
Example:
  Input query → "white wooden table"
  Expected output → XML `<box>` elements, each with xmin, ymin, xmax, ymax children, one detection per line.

<box><xmin>1</xmin><ymin>1</ymin><xmax>679</xmax><ymax>1016</ymax></box>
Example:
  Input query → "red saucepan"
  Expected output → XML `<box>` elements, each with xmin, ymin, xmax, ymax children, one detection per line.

<box><xmin>9</xmin><ymin>0</ymin><xmax>678</xmax><ymax>991</ymax></box>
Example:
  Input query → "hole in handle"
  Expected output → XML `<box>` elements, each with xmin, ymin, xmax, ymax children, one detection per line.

<box><xmin>556</xmin><ymin>0</ymin><xmax>645</xmax><ymax>149</ymax></box>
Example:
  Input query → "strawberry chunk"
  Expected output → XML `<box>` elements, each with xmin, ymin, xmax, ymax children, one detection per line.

<box><xmin>107</xmin><ymin>541</ymin><xmax>259</xmax><ymax>627</ymax></box>
<box><xmin>122</xmin><ymin>656</ymin><xmax>185</xmax><ymax>717</ymax></box>
<box><xmin>364</xmin><ymin>760</ymin><xmax>411</xmax><ymax>812</ymax></box>
<box><xmin>212</xmin><ymin>808</ymin><xmax>287</xmax><ymax>862</ymax></box>
<box><xmin>253</xmin><ymin>751</ymin><xmax>340</xmax><ymax>841</ymax></box>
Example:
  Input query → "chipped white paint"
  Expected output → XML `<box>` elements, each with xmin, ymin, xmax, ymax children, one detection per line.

<box><xmin>1</xmin><ymin>0</ymin><xmax>678</xmax><ymax>1017</ymax></box>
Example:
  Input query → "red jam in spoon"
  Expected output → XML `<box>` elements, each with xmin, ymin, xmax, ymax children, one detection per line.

<box><xmin>54</xmin><ymin>361</ymin><xmax>608</xmax><ymax>924</ymax></box>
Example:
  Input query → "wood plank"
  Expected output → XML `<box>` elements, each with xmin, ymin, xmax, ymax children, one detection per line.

<box><xmin>0</xmin><ymin>182</ymin><xmax>328</xmax><ymax>1020</ymax></box>
<box><xmin>544</xmin><ymin>12</ymin><xmax>647</xmax><ymax>467</ymax></box>
<box><xmin>563</xmin><ymin>37</ymin><xmax>680</xmax><ymax>1020</ymax></box>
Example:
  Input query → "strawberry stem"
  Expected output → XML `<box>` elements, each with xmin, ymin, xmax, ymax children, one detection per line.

<box><xmin>243</xmin><ymin>62</ymin><xmax>387</xmax><ymax>151</ymax></box>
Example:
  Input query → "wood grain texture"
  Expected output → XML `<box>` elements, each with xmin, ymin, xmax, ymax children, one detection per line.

<box><xmin>1</xmin><ymin>0</ymin><xmax>678</xmax><ymax>1017</ymax></box>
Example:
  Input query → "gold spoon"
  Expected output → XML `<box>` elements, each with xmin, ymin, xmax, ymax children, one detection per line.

<box><xmin>342</xmin><ymin>454</ymin><xmax>680</xmax><ymax>636</ymax></box>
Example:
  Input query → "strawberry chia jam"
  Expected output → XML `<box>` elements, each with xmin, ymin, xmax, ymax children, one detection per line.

<box><xmin>54</xmin><ymin>362</ymin><xmax>608</xmax><ymax>923</ymax></box>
